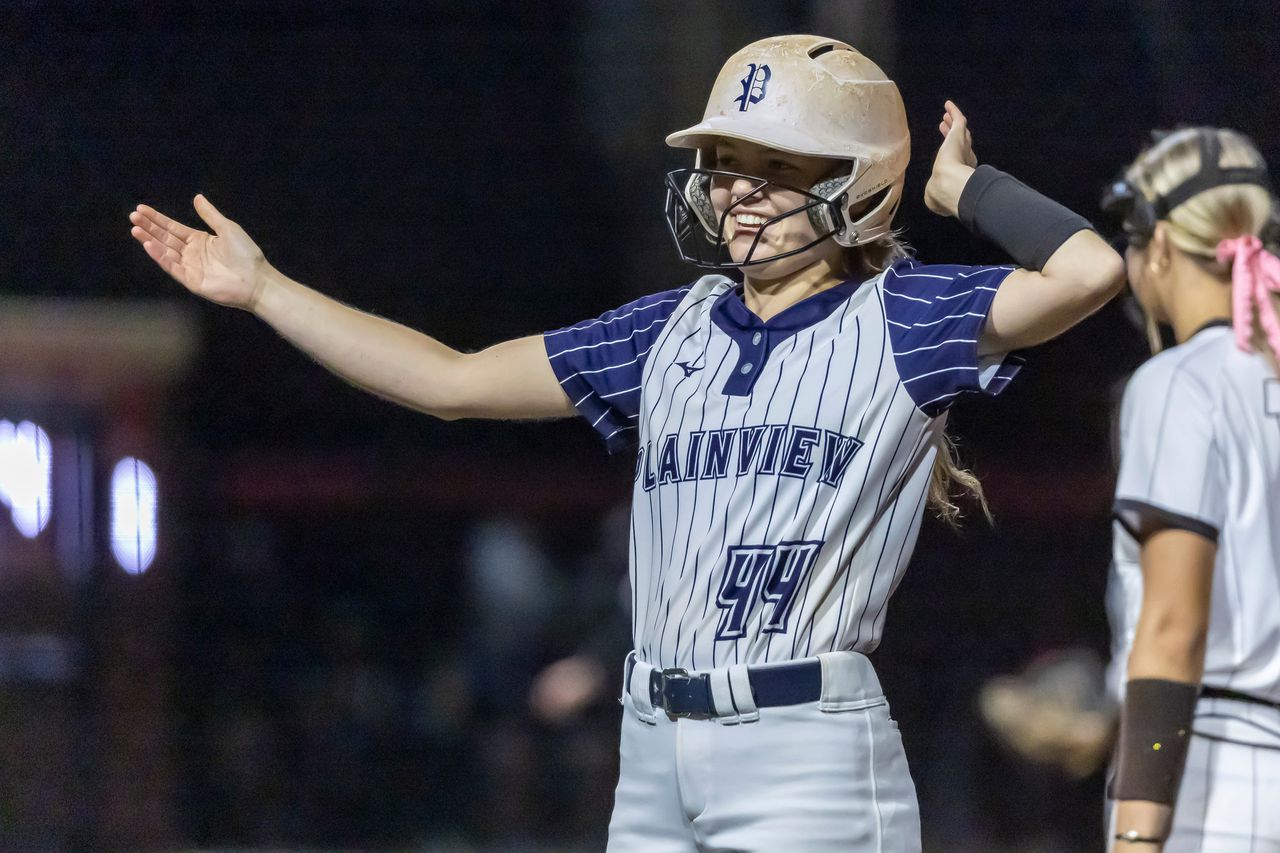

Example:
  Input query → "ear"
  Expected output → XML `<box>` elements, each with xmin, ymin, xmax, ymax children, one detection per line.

<box><xmin>1149</xmin><ymin>221</ymin><xmax>1173</xmax><ymax>267</ymax></box>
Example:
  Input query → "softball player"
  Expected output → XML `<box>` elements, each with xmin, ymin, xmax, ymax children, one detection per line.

<box><xmin>130</xmin><ymin>35</ymin><xmax>1123</xmax><ymax>852</ymax></box>
<box><xmin>1102</xmin><ymin>128</ymin><xmax>1280</xmax><ymax>853</ymax></box>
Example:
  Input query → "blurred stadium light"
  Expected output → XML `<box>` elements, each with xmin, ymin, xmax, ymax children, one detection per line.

<box><xmin>110</xmin><ymin>456</ymin><xmax>158</xmax><ymax>574</ymax></box>
<box><xmin>0</xmin><ymin>419</ymin><xmax>53</xmax><ymax>538</ymax></box>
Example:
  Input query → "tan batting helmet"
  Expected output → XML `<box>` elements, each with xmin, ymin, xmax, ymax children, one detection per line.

<box><xmin>666</xmin><ymin>34</ymin><xmax>910</xmax><ymax>257</ymax></box>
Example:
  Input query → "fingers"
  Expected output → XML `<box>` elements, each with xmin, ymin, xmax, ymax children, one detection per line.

<box><xmin>939</xmin><ymin>100</ymin><xmax>968</xmax><ymax>138</ymax></box>
<box><xmin>129</xmin><ymin>223</ymin><xmax>167</xmax><ymax>259</ymax></box>
<box><xmin>132</xmin><ymin>228</ymin><xmax>177</xmax><ymax>268</ymax></box>
<box><xmin>193</xmin><ymin>193</ymin><xmax>232</xmax><ymax>235</ymax></box>
<box><xmin>132</xmin><ymin>231</ymin><xmax>194</xmax><ymax>288</ymax></box>
<box><xmin>129</xmin><ymin>209</ymin><xmax>187</xmax><ymax>253</ymax></box>
<box><xmin>132</xmin><ymin>204</ymin><xmax>198</xmax><ymax>241</ymax></box>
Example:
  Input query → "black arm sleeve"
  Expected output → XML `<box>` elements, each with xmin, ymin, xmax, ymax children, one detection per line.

<box><xmin>957</xmin><ymin>164</ymin><xmax>1095</xmax><ymax>270</ymax></box>
<box><xmin>1111</xmin><ymin>678</ymin><xmax>1199</xmax><ymax>805</ymax></box>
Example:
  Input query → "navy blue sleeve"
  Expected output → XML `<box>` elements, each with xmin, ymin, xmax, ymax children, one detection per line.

<box><xmin>881</xmin><ymin>259</ymin><xmax>1025</xmax><ymax>416</ymax></box>
<box><xmin>543</xmin><ymin>287</ymin><xmax>690</xmax><ymax>452</ymax></box>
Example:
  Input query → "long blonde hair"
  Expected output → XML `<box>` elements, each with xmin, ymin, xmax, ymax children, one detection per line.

<box><xmin>1126</xmin><ymin>128</ymin><xmax>1280</xmax><ymax>365</ymax></box>
<box><xmin>845</xmin><ymin>234</ymin><xmax>993</xmax><ymax>526</ymax></box>
<box><xmin>844</xmin><ymin>230</ymin><xmax>911</xmax><ymax>277</ymax></box>
<box><xmin>928</xmin><ymin>431</ymin><xmax>992</xmax><ymax>527</ymax></box>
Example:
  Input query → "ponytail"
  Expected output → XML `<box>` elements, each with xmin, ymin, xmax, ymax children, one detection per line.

<box><xmin>1219</xmin><ymin>235</ymin><xmax>1280</xmax><ymax>372</ymax></box>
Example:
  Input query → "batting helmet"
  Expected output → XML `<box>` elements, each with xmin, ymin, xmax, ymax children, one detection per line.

<box><xmin>664</xmin><ymin>34</ymin><xmax>910</xmax><ymax>267</ymax></box>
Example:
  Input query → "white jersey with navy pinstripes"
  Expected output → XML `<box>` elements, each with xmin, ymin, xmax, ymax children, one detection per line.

<box><xmin>545</xmin><ymin>259</ymin><xmax>1021</xmax><ymax>670</ymax></box>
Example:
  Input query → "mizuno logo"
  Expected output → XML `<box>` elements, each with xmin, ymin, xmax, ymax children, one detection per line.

<box><xmin>735</xmin><ymin>63</ymin><xmax>771</xmax><ymax>112</ymax></box>
<box><xmin>675</xmin><ymin>361</ymin><xmax>704</xmax><ymax>377</ymax></box>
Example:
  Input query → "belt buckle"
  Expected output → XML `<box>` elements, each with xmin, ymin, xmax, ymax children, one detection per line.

<box><xmin>653</xmin><ymin>667</ymin><xmax>706</xmax><ymax>721</ymax></box>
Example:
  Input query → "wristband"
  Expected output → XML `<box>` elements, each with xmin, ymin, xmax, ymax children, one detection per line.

<box><xmin>1115</xmin><ymin>830</ymin><xmax>1163</xmax><ymax>845</ymax></box>
<box><xmin>957</xmin><ymin>164</ymin><xmax>1094</xmax><ymax>270</ymax></box>
<box><xmin>1112</xmin><ymin>678</ymin><xmax>1198</xmax><ymax>804</ymax></box>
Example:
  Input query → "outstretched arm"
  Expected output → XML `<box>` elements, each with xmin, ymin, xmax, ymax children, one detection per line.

<box><xmin>129</xmin><ymin>196</ymin><xmax>574</xmax><ymax>421</ymax></box>
<box><xmin>924</xmin><ymin>102</ymin><xmax>1126</xmax><ymax>356</ymax></box>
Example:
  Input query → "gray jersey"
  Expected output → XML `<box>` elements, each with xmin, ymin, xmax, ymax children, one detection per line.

<box><xmin>546</xmin><ymin>260</ymin><xmax>1020</xmax><ymax>669</ymax></box>
<box><xmin>1110</xmin><ymin>323</ymin><xmax>1280</xmax><ymax>703</ymax></box>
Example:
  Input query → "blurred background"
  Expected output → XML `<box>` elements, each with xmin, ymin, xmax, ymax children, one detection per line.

<box><xmin>2</xmin><ymin>1</ymin><xmax>1278</xmax><ymax>850</ymax></box>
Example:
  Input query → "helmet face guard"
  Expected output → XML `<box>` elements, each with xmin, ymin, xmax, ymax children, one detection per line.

<box><xmin>664</xmin><ymin>35</ymin><xmax>911</xmax><ymax>269</ymax></box>
<box><xmin>1099</xmin><ymin>176</ymin><xmax>1156</xmax><ymax>250</ymax></box>
<box><xmin>663</xmin><ymin>167</ymin><xmax>846</xmax><ymax>269</ymax></box>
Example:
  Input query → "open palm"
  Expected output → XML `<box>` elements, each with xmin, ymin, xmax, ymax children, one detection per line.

<box><xmin>128</xmin><ymin>195</ymin><xmax>267</xmax><ymax>309</ymax></box>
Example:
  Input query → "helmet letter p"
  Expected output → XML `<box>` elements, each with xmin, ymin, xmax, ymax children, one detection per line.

<box><xmin>734</xmin><ymin>64</ymin><xmax>771</xmax><ymax>112</ymax></box>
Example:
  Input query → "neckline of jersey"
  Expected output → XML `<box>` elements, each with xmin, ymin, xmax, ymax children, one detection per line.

<box><xmin>1189</xmin><ymin>317</ymin><xmax>1232</xmax><ymax>339</ymax></box>
<box><xmin>712</xmin><ymin>274</ymin><xmax>869</xmax><ymax>334</ymax></box>
<box><xmin>708</xmin><ymin>273</ymin><xmax>875</xmax><ymax>396</ymax></box>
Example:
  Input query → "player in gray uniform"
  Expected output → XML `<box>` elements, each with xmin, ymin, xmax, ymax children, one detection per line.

<box><xmin>1102</xmin><ymin>128</ymin><xmax>1280</xmax><ymax>852</ymax></box>
<box><xmin>129</xmin><ymin>35</ymin><xmax>1123</xmax><ymax>853</ymax></box>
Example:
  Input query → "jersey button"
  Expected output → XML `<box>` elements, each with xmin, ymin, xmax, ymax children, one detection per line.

<box><xmin>740</xmin><ymin>362</ymin><xmax>753</xmax><ymax>374</ymax></box>
<box><xmin>751</xmin><ymin>331</ymin><xmax>763</xmax><ymax>345</ymax></box>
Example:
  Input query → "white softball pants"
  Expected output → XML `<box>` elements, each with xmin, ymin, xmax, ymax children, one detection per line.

<box><xmin>606</xmin><ymin>651</ymin><xmax>922</xmax><ymax>853</ymax></box>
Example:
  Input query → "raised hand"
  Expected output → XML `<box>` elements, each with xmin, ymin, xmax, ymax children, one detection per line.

<box><xmin>129</xmin><ymin>195</ymin><xmax>269</xmax><ymax>310</ymax></box>
<box><xmin>924</xmin><ymin>100</ymin><xmax>979</xmax><ymax>218</ymax></box>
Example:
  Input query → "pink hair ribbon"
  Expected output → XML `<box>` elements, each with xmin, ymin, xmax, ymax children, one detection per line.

<box><xmin>1218</xmin><ymin>234</ymin><xmax>1280</xmax><ymax>355</ymax></box>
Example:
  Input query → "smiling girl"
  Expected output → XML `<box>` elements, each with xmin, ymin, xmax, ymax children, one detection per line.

<box><xmin>130</xmin><ymin>34</ymin><xmax>1122</xmax><ymax>852</ymax></box>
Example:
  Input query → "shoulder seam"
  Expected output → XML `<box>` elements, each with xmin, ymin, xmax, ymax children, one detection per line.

<box><xmin>637</xmin><ymin>285</ymin><xmax>723</xmax><ymax>394</ymax></box>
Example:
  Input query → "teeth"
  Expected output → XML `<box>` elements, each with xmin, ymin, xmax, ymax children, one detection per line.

<box><xmin>736</xmin><ymin>214</ymin><xmax>767</xmax><ymax>226</ymax></box>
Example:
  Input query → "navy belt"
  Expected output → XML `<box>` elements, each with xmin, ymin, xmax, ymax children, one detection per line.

<box><xmin>647</xmin><ymin>660</ymin><xmax>823</xmax><ymax>720</ymax></box>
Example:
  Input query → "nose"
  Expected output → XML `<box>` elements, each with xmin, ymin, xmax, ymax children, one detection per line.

<box><xmin>729</xmin><ymin>175</ymin><xmax>767</xmax><ymax>206</ymax></box>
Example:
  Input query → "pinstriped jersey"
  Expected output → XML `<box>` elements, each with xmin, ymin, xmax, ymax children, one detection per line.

<box><xmin>1109</xmin><ymin>324</ymin><xmax>1280</xmax><ymax>704</ymax></box>
<box><xmin>545</xmin><ymin>259</ymin><xmax>1021</xmax><ymax>669</ymax></box>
